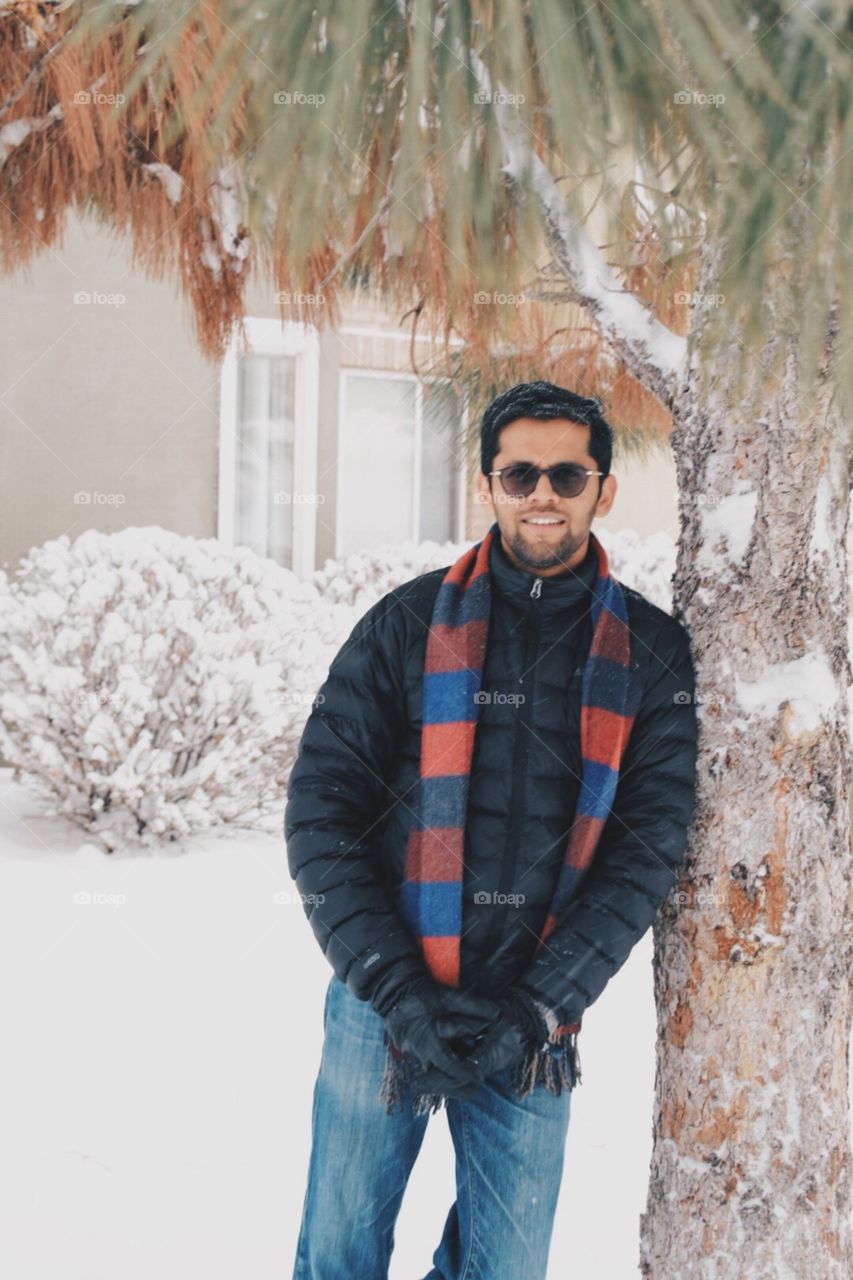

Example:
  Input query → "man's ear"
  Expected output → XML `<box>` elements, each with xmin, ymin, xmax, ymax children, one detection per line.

<box><xmin>594</xmin><ymin>473</ymin><xmax>616</xmax><ymax>518</ymax></box>
<box><xmin>475</xmin><ymin>471</ymin><xmax>493</xmax><ymax>512</ymax></box>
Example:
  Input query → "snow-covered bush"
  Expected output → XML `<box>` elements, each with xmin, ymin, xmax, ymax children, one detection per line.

<box><xmin>0</xmin><ymin>527</ymin><xmax>322</xmax><ymax>851</ymax></box>
<box><xmin>309</xmin><ymin>537</ymin><xmax>472</xmax><ymax>612</ymax></box>
<box><xmin>0</xmin><ymin>521</ymin><xmax>703</xmax><ymax>853</ymax></box>
<box><xmin>595</xmin><ymin>526</ymin><xmax>676</xmax><ymax>611</ymax></box>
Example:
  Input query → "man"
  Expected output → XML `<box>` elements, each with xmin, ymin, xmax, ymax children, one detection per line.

<box><xmin>285</xmin><ymin>380</ymin><xmax>699</xmax><ymax>1279</ymax></box>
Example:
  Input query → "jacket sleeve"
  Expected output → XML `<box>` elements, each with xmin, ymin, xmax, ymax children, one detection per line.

<box><xmin>518</xmin><ymin>613</ymin><xmax>700</xmax><ymax>1024</ymax></box>
<box><xmin>284</xmin><ymin>592</ymin><xmax>428</xmax><ymax>1009</ymax></box>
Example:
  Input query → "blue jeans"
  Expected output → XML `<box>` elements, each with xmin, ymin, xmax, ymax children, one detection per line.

<box><xmin>292</xmin><ymin>973</ymin><xmax>573</xmax><ymax>1280</ymax></box>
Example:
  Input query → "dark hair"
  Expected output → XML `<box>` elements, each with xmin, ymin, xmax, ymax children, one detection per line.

<box><xmin>479</xmin><ymin>381</ymin><xmax>614</xmax><ymax>485</ymax></box>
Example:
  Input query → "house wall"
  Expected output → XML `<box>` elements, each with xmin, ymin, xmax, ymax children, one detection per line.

<box><xmin>0</xmin><ymin>211</ymin><xmax>220</xmax><ymax>575</ymax></box>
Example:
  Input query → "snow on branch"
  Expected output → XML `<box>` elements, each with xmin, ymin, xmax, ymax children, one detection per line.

<box><xmin>199</xmin><ymin>161</ymin><xmax>250</xmax><ymax>279</ymax></box>
<box><xmin>0</xmin><ymin>101</ymin><xmax>62</xmax><ymax>164</ymax></box>
<box><xmin>142</xmin><ymin>162</ymin><xmax>184</xmax><ymax>207</ymax></box>
<box><xmin>467</xmin><ymin>49</ymin><xmax>686</xmax><ymax>410</ymax></box>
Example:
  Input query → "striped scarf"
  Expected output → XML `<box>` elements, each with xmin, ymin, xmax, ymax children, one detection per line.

<box><xmin>380</xmin><ymin>521</ymin><xmax>640</xmax><ymax>1115</ymax></box>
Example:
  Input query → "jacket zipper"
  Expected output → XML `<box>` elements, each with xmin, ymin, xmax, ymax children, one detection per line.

<box><xmin>478</xmin><ymin>575</ymin><xmax>542</xmax><ymax>961</ymax></box>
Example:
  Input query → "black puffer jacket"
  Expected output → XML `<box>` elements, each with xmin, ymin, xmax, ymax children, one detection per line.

<box><xmin>285</xmin><ymin>531</ymin><xmax>699</xmax><ymax>1025</ymax></box>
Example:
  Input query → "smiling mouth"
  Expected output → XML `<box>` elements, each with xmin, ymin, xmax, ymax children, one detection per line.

<box><xmin>521</xmin><ymin>515</ymin><xmax>565</xmax><ymax>528</ymax></box>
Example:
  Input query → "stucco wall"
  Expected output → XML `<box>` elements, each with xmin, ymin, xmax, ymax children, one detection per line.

<box><xmin>0</xmin><ymin>211</ymin><xmax>221</xmax><ymax>575</ymax></box>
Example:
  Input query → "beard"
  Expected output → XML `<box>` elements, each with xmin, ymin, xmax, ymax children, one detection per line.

<box><xmin>502</xmin><ymin>521</ymin><xmax>587</xmax><ymax>572</ymax></box>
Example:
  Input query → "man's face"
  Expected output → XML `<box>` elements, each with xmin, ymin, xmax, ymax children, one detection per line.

<box><xmin>475</xmin><ymin>417</ymin><xmax>617</xmax><ymax>577</ymax></box>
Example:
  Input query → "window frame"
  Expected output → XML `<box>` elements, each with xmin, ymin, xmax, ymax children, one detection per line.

<box><xmin>218</xmin><ymin>317</ymin><xmax>320</xmax><ymax>577</ymax></box>
<box><xmin>334</xmin><ymin>367</ymin><xmax>467</xmax><ymax>557</ymax></box>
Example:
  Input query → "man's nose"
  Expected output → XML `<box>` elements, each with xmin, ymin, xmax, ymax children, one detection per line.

<box><xmin>530</xmin><ymin>471</ymin><xmax>559</xmax><ymax>500</ymax></box>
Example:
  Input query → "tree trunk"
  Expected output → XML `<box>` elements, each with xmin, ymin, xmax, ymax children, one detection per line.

<box><xmin>640</xmin><ymin>235</ymin><xmax>853</xmax><ymax>1277</ymax></box>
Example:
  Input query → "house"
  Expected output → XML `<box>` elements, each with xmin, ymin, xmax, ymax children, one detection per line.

<box><xmin>0</xmin><ymin>211</ymin><xmax>680</xmax><ymax>578</ymax></box>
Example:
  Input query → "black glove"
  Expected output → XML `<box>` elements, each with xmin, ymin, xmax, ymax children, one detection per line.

<box><xmin>370</xmin><ymin>957</ymin><xmax>432</xmax><ymax>1020</ymax></box>
<box><xmin>382</xmin><ymin>976</ymin><xmax>502</xmax><ymax>1099</ymax></box>
<box><xmin>411</xmin><ymin>986</ymin><xmax>550</xmax><ymax>1097</ymax></box>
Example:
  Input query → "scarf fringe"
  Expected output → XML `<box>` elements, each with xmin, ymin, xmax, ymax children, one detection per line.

<box><xmin>379</xmin><ymin>1030</ymin><xmax>582</xmax><ymax>1117</ymax></box>
<box><xmin>512</xmin><ymin>1030</ymin><xmax>582</xmax><ymax>1101</ymax></box>
<box><xmin>379</xmin><ymin>1035</ymin><xmax>449</xmax><ymax>1116</ymax></box>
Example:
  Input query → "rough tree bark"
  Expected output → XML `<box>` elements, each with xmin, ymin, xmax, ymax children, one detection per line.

<box><xmin>640</xmin><ymin>234</ymin><xmax>853</xmax><ymax>1278</ymax></box>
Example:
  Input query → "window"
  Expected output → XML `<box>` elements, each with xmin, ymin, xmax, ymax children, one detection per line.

<box><xmin>218</xmin><ymin>319</ymin><xmax>319</xmax><ymax>575</ymax></box>
<box><xmin>336</xmin><ymin>370</ymin><xmax>465</xmax><ymax>555</ymax></box>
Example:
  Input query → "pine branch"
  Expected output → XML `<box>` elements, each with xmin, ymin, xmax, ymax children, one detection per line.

<box><xmin>467</xmin><ymin>48</ymin><xmax>686</xmax><ymax>411</ymax></box>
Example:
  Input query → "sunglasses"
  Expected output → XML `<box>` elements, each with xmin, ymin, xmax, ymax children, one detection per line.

<box><xmin>489</xmin><ymin>461</ymin><xmax>604</xmax><ymax>500</ymax></box>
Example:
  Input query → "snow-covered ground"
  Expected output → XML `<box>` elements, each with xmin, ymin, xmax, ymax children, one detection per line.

<box><xmin>0</xmin><ymin>767</ymin><xmax>668</xmax><ymax>1279</ymax></box>
<box><xmin>0</xmin><ymin>770</ymin><xmax>849</xmax><ymax>1279</ymax></box>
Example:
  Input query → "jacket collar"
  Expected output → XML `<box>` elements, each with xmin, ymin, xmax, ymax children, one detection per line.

<box><xmin>488</xmin><ymin>524</ymin><xmax>599</xmax><ymax>611</ymax></box>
